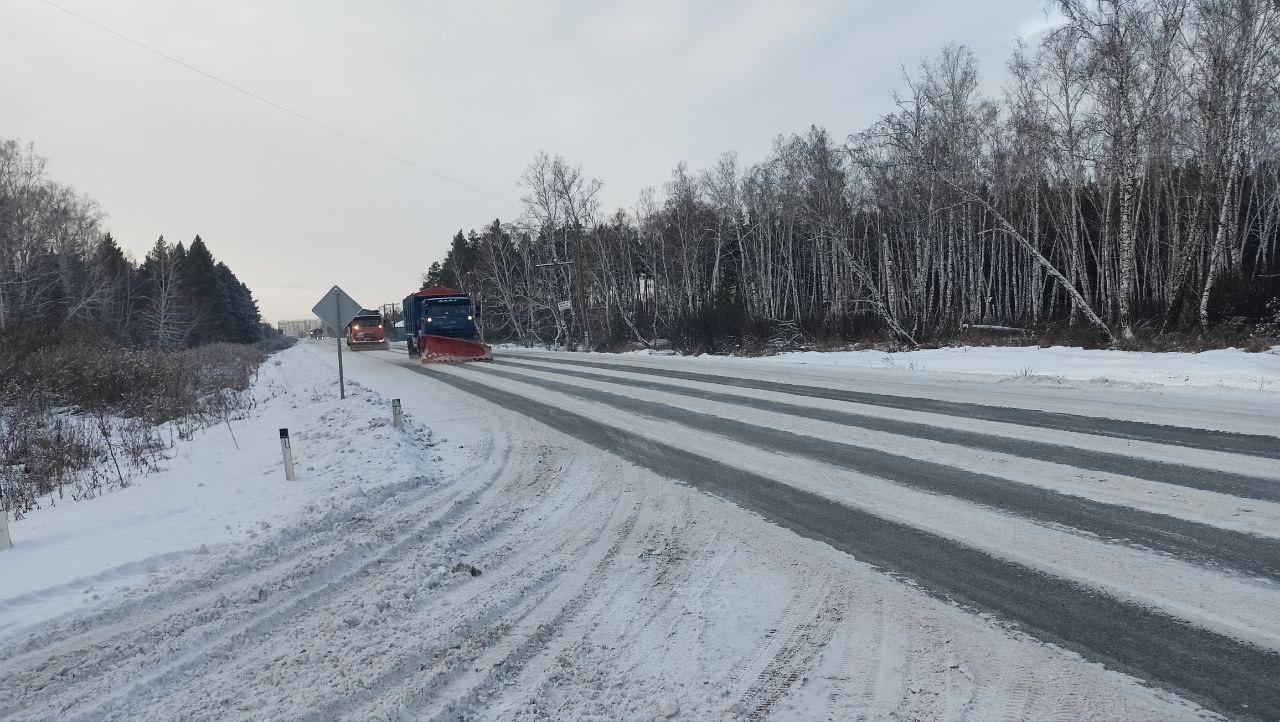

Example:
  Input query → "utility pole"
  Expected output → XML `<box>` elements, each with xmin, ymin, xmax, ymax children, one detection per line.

<box><xmin>536</xmin><ymin>257</ymin><xmax>573</xmax><ymax>348</ymax></box>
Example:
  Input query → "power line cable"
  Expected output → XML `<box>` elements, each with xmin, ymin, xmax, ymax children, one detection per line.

<box><xmin>38</xmin><ymin>0</ymin><xmax>513</xmax><ymax>203</ymax></box>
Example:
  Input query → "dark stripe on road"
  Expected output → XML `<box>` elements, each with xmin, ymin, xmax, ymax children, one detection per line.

<box><xmin>501</xmin><ymin>353</ymin><xmax>1280</xmax><ymax>460</ymax></box>
<box><xmin>498</xmin><ymin>358</ymin><xmax>1280</xmax><ymax>503</ymax></box>
<box><xmin>405</xmin><ymin>361</ymin><xmax>1280</xmax><ymax>721</ymax></box>
<box><xmin>472</xmin><ymin>363</ymin><xmax>1280</xmax><ymax>581</ymax></box>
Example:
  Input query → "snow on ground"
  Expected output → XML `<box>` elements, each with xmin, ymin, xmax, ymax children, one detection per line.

<box><xmin>3</xmin><ymin>340</ymin><xmax>1266</xmax><ymax>719</ymax></box>
<box><xmin>0</xmin><ymin>345</ymin><xmax>442</xmax><ymax>640</ymax></box>
<box><xmin>616</xmin><ymin>343</ymin><xmax>1280</xmax><ymax>392</ymax></box>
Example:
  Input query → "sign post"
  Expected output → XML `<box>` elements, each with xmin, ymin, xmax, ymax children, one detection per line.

<box><xmin>333</xmin><ymin>292</ymin><xmax>346</xmax><ymax>399</ymax></box>
<box><xmin>311</xmin><ymin>285</ymin><xmax>364</xmax><ymax>401</ymax></box>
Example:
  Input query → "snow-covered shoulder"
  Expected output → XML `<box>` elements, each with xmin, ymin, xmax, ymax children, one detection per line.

<box><xmin>0</xmin><ymin>344</ymin><xmax>439</xmax><ymax>640</ymax></box>
<box><xmin>543</xmin><ymin>343</ymin><xmax>1280</xmax><ymax>392</ymax></box>
<box><xmin>738</xmin><ymin>344</ymin><xmax>1280</xmax><ymax>391</ymax></box>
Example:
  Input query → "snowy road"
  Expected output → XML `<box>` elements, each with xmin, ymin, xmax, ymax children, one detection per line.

<box><xmin>409</xmin><ymin>349</ymin><xmax>1280</xmax><ymax>719</ymax></box>
<box><xmin>2</xmin><ymin>342</ymin><xmax>1277</xmax><ymax>720</ymax></box>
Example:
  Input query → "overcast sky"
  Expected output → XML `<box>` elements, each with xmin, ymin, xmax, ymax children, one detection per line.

<box><xmin>2</xmin><ymin>0</ymin><xmax>1058</xmax><ymax>322</ymax></box>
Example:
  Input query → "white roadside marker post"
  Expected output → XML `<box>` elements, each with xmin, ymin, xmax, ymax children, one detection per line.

<box><xmin>280</xmin><ymin>428</ymin><xmax>297</xmax><ymax>481</ymax></box>
<box><xmin>1</xmin><ymin>506</ymin><xmax>11</xmax><ymax>552</ymax></box>
<box><xmin>392</xmin><ymin>399</ymin><xmax>403</xmax><ymax>429</ymax></box>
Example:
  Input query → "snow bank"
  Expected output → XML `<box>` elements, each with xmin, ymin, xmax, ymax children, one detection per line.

<box><xmin>0</xmin><ymin>345</ymin><xmax>437</xmax><ymax>639</ymax></box>
<box><xmin>696</xmin><ymin>345</ymin><xmax>1280</xmax><ymax>392</ymax></box>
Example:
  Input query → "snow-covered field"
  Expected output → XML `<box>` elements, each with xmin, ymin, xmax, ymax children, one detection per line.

<box><xmin>2</xmin><ymin>341</ymin><xmax>1277</xmax><ymax>720</ymax></box>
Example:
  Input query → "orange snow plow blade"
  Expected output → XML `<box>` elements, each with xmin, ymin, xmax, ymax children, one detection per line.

<box><xmin>421</xmin><ymin>335</ymin><xmax>492</xmax><ymax>363</ymax></box>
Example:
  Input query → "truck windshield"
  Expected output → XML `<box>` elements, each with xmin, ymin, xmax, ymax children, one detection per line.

<box><xmin>424</xmin><ymin>299</ymin><xmax>472</xmax><ymax>318</ymax></box>
<box><xmin>351</xmin><ymin>317</ymin><xmax>381</xmax><ymax>327</ymax></box>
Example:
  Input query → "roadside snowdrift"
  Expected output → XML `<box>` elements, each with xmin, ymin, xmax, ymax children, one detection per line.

<box><xmin>771</xmin><ymin>345</ymin><xmax>1280</xmax><ymax>390</ymax></box>
<box><xmin>617</xmin><ymin>344</ymin><xmax>1280</xmax><ymax>392</ymax></box>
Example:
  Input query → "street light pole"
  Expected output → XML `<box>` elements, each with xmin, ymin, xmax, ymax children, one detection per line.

<box><xmin>572</xmin><ymin>228</ymin><xmax>590</xmax><ymax>350</ymax></box>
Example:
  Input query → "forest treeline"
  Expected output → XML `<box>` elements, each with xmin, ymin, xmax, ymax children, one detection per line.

<box><xmin>0</xmin><ymin>139</ymin><xmax>264</xmax><ymax>351</ymax></box>
<box><xmin>426</xmin><ymin>0</ymin><xmax>1280</xmax><ymax>352</ymax></box>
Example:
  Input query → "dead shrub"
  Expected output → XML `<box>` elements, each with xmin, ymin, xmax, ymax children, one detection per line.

<box><xmin>0</xmin><ymin>337</ymin><xmax>293</xmax><ymax>518</ymax></box>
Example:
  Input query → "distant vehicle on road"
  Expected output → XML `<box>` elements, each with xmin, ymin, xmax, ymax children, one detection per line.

<box><xmin>309</xmin><ymin>328</ymin><xmax>323</xmax><ymax>340</ymax></box>
<box><xmin>347</xmin><ymin>310</ymin><xmax>390</xmax><ymax>351</ymax></box>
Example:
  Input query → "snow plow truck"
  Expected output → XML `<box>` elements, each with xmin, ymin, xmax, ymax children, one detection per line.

<box><xmin>346</xmin><ymin>310</ymin><xmax>390</xmax><ymax>350</ymax></box>
<box><xmin>402</xmin><ymin>287</ymin><xmax>492</xmax><ymax>362</ymax></box>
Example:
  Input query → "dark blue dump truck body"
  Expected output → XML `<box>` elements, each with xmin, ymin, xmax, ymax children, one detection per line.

<box><xmin>401</xmin><ymin>286</ymin><xmax>490</xmax><ymax>361</ymax></box>
<box><xmin>401</xmin><ymin>292</ymin><xmax>479</xmax><ymax>340</ymax></box>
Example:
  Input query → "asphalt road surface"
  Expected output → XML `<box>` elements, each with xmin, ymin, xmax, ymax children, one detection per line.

<box><xmin>412</xmin><ymin>349</ymin><xmax>1280</xmax><ymax>720</ymax></box>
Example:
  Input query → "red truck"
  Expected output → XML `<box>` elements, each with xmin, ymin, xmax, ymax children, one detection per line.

<box><xmin>346</xmin><ymin>310</ymin><xmax>390</xmax><ymax>351</ymax></box>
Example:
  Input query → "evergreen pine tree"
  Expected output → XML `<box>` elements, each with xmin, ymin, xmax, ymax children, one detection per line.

<box><xmin>181</xmin><ymin>235</ymin><xmax>232</xmax><ymax>343</ymax></box>
<box><xmin>215</xmin><ymin>262</ymin><xmax>262</xmax><ymax>343</ymax></box>
<box><xmin>136</xmin><ymin>235</ymin><xmax>169</xmax><ymax>303</ymax></box>
<box><xmin>91</xmin><ymin>233</ymin><xmax>136</xmax><ymax>339</ymax></box>
<box><xmin>238</xmin><ymin>281</ymin><xmax>263</xmax><ymax>342</ymax></box>
<box><xmin>422</xmin><ymin>261</ymin><xmax>444</xmax><ymax>287</ymax></box>
<box><xmin>433</xmin><ymin>231</ymin><xmax>468</xmax><ymax>288</ymax></box>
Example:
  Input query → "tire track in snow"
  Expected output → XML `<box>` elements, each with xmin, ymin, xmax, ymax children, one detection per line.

<box><xmin>4</xmin><ymin>476</ymin><xmax>480</xmax><ymax>719</ymax></box>
<box><xmin>495</xmin><ymin>489</ymin><xmax>732</xmax><ymax>721</ymax></box>
<box><xmin>824</xmin><ymin>595</ymin><xmax>896</xmax><ymax>721</ymax></box>
<box><xmin>0</xmin><ymin>469</ymin><xmax>456</xmax><ymax>663</ymax></box>
<box><xmin>0</xmin><ymin>405</ymin><xmax>522</xmax><ymax>721</ymax></box>
<box><xmin>732</xmin><ymin>573</ymin><xmax>848</xmax><ymax>720</ymax></box>
<box><xmin>618</xmin><ymin>495</ymin><xmax>716</xmax><ymax>634</ymax></box>
<box><xmin>407</xmin><ymin>463</ymin><xmax>654</xmax><ymax>721</ymax></box>
<box><xmin>78</xmin><ymin>485</ymin><xmax>515</xmax><ymax>721</ymax></box>
<box><xmin>145</xmin><ymin>430</ymin><xmax>597</xmax><ymax>722</ymax></box>
<box><xmin>306</xmin><ymin>451</ymin><xmax>641</xmax><ymax>721</ymax></box>
<box><xmin>413</xmin><ymin>363</ymin><xmax>1280</xmax><ymax>720</ymax></box>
